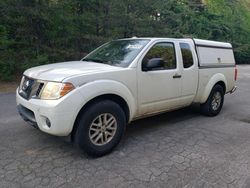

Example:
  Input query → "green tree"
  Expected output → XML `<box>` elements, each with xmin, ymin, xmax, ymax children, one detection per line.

<box><xmin>1</xmin><ymin>0</ymin><xmax>250</xmax><ymax>81</ymax></box>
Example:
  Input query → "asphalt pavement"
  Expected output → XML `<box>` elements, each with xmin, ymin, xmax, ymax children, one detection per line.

<box><xmin>0</xmin><ymin>65</ymin><xmax>250</xmax><ymax>188</ymax></box>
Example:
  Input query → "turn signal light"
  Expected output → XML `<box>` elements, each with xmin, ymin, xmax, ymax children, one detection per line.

<box><xmin>60</xmin><ymin>83</ymin><xmax>75</xmax><ymax>97</ymax></box>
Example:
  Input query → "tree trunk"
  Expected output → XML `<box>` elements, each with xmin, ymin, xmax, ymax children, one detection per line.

<box><xmin>103</xmin><ymin>1</ymin><xmax>110</xmax><ymax>36</ymax></box>
<box><xmin>95</xmin><ymin>0</ymin><xmax>100</xmax><ymax>36</ymax></box>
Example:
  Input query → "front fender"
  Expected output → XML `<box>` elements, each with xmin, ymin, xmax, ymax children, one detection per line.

<box><xmin>76</xmin><ymin>80</ymin><xmax>137</xmax><ymax>121</ymax></box>
<box><xmin>200</xmin><ymin>73</ymin><xmax>227</xmax><ymax>103</ymax></box>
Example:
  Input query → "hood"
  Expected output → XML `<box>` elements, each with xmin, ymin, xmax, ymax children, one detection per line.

<box><xmin>24</xmin><ymin>61</ymin><xmax>123</xmax><ymax>82</ymax></box>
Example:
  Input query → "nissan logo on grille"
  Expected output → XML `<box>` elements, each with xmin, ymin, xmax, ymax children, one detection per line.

<box><xmin>19</xmin><ymin>77</ymin><xmax>35</xmax><ymax>100</ymax></box>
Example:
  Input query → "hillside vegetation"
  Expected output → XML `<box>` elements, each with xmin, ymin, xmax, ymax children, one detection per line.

<box><xmin>1</xmin><ymin>0</ymin><xmax>250</xmax><ymax>80</ymax></box>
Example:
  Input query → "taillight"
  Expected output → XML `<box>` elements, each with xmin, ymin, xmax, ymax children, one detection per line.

<box><xmin>234</xmin><ymin>66</ymin><xmax>238</xmax><ymax>81</ymax></box>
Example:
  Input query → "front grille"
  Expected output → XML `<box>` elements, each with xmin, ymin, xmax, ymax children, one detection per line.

<box><xmin>19</xmin><ymin>76</ymin><xmax>44</xmax><ymax>100</ymax></box>
<box><xmin>36</xmin><ymin>83</ymin><xmax>44</xmax><ymax>96</ymax></box>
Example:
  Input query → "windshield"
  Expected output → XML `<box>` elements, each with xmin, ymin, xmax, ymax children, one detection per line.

<box><xmin>82</xmin><ymin>39</ymin><xmax>150</xmax><ymax>67</ymax></box>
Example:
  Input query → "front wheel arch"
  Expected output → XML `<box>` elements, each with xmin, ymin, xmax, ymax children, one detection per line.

<box><xmin>71</xmin><ymin>94</ymin><xmax>129</xmax><ymax>142</ymax></box>
<box><xmin>73</xmin><ymin>99</ymin><xmax>126</xmax><ymax>157</ymax></box>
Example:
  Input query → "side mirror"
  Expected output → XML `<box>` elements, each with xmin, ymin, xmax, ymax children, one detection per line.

<box><xmin>142</xmin><ymin>58</ymin><xmax>164</xmax><ymax>71</ymax></box>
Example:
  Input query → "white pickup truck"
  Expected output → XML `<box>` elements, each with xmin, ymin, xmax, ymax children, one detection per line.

<box><xmin>16</xmin><ymin>38</ymin><xmax>237</xmax><ymax>156</ymax></box>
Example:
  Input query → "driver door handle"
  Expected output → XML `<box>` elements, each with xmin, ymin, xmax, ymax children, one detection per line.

<box><xmin>173</xmin><ymin>74</ymin><xmax>182</xmax><ymax>79</ymax></box>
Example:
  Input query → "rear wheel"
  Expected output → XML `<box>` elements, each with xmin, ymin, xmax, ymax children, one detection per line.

<box><xmin>74</xmin><ymin>100</ymin><xmax>126</xmax><ymax>157</ymax></box>
<box><xmin>201</xmin><ymin>84</ymin><xmax>224</xmax><ymax>116</ymax></box>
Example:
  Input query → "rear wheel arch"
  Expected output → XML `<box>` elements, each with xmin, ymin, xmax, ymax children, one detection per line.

<box><xmin>215</xmin><ymin>81</ymin><xmax>226</xmax><ymax>94</ymax></box>
<box><xmin>200</xmin><ymin>84</ymin><xmax>224</xmax><ymax>116</ymax></box>
<box><xmin>201</xmin><ymin>74</ymin><xmax>227</xmax><ymax>103</ymax></box>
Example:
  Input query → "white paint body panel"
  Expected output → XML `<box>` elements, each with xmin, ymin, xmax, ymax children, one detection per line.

<box><xmin>197</xmin><ymin>47</ymin><xmax>235</xmax><ymax>65</ymax></box>
<box><xmin>16</xmin><ymin>38</ymin><xmax>236</xmax><ymax>136</ymax></box>
<box><xmin>194</xmin><ymin>39</ymin><xmax>232</xmax><ymax>48</ymax></box>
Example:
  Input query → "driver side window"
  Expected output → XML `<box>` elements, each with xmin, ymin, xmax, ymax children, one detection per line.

<box><xmin>142</xmin><ymin>42</ymin><xmax>176</xmax><ymax>71</ymax></box>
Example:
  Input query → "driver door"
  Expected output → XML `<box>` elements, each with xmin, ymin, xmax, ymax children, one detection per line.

<box><xmin>137</xmin><ymin>41</ymin><xmax>182</xmax><ymax>115</ymax></box>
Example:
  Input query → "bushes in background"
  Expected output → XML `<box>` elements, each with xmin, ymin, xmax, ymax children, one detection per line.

<box><xmin>0</xmin><ymin>0</ymin><xmax>250</xmax><ymax>81</ymax></box>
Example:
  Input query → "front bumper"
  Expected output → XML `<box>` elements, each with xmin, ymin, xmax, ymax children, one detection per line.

<box><xmin>17</xmin><ymin>104</ymin><xmax>38</xmax><ymax>129</ymax></box>
<box><xmin>16</xmin><ymin>88</ymin><xmax>84</xmax><ymax>136</ymax></box>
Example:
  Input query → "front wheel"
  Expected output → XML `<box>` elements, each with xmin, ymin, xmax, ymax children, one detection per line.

<box><xmin>74</xmin><ymin>100</ymin><xmax>126</xmax><ymax>157</ymax></box>
<box><xmin>201</xmin><ymin>84</ymin><xmax>224</xmax><ymax>116</ymax></box>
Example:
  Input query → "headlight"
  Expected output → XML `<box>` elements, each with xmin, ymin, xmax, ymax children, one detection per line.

<box><xmin>40</xmin><ymin>82</ymin><xmax>75</xmax><ymax>100</ymax></box>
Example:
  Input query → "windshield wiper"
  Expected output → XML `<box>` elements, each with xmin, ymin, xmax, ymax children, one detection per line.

<box><xmin>82</xmin><ymin>58</ymin><xmax>115</xmax><ymax>66</ymax></box>
<box><xmin>82</xmin><ymin>58</ymin><xmax>104</xmax><ymax>63</ymax></box>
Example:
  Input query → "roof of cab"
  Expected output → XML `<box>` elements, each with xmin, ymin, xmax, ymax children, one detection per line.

<box><xmin>121</xmin><ymin>37</ymin><xmax>232</xmax><ymax>48</ymax></box>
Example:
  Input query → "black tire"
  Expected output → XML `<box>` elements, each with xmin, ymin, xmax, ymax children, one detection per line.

<box><xmin>200</xmin><ymin>84</ymin><xmax>224</xmax><ymax>117</ymax></box>
<box><xmin>74</xmin><ymin>100</ymin><xmax>126</xmax><ymax>157</ymax></box>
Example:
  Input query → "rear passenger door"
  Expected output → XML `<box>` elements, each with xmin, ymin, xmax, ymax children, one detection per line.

<box><xmin>179</xmin><ymin>42</ymin><xmax>198</xmax><ymax>106</ymax></box>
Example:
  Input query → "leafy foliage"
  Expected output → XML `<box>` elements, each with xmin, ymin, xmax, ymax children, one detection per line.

<box><xmin>0</xmin><ymin>0</ymin><xmax>250</xmax><ymax>80</ymax></box>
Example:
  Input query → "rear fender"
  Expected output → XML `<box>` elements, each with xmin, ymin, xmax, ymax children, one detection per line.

<box><xmin>200</xmin><ymin>73</ymin><xmax>227</xmax><ymax>103</ymax></box>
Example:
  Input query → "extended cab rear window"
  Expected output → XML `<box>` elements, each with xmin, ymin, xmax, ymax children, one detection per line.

<box><xmin>180</xmin><ymin>43</ymin><xmax>194</xmax><ymax>68</ymax></box>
